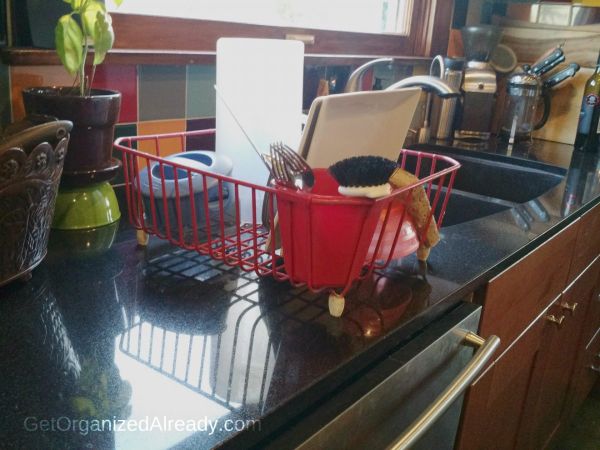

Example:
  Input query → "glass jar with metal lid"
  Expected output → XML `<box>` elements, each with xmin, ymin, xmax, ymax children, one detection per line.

<box><xmin>500</xmin><ymin>70</ymin><xmax>548</xmax><ymax>141</ymax></box>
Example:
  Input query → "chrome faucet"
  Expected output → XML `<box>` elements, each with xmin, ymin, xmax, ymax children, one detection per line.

<box><xmin>343</xmin><ymin>57</ymin><xmax>461</xmax><ymax>144</ymax></box>
<box><xmin>385</xmin><ymin>75</ymin><xmax>459</xmax><ymax>98</ymax></box>
<box><xmin>386</xmin><ymin>56</ymin><xmax>460</xmax><ymax>144</ymax></box>
<box><xmin>344</xmin><ymin>58</ymin><xmax>393</xmax><ymax>93</ymax></box>
<box><xmin>344</xmin><ymin>57</ymin><xmax>459</xmax><ymax>98</ymax></box>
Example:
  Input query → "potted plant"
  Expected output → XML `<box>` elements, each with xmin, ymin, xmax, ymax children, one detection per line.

<box><xmin>22</xmin><ymin>0</ymin><xmax>123</xmax><ymax>189</ymax></box>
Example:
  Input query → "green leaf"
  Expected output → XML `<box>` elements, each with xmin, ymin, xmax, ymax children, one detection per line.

<box><xmin>92</xmin><ymin>12</ymin><xmax>114</xmax><ymax>65</ymax></box>
<box><xmin>81</xmin><ymin>0</ymin><xmax>106</xmax><ymax>36</ymax></box>
<box><xmin>71</xmin><ymin>396</ymin><xmax>98</xmax><ymax>417</ymax></box>
<box><xmin>113</xmin><ymin>0</ymin><xmax>123</xmax><ymax>6</ymax></box>
<box><xmin>55</xmin><ymin>15</ymin><xmax>84</xmax><ymax>76</ymax></box>
<box><xmin>69</xmin><ymin>0</ymin><xmax>85</xmax><ymax>9</ymax></box>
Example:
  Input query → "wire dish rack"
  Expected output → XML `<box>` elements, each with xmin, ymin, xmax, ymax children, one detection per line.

<box><xmin>114</xmin><ymin>129</ymin><xmax>460</xmax><ymax>317</ymax></box>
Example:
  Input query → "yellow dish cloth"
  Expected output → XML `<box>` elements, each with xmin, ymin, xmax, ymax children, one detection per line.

<box><xmin>388</xmin><ymin>168</ymin><xmax>440</xmax><ymax>261</ymax></box>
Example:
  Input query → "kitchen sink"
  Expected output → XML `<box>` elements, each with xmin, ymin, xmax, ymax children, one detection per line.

<box><xmin>434</xmin><ymin>190</ymin><xmax>510</xmax><ymax>227</ymax></box>
<box><xmin>408</xmin><ymin>144</ymin><xmax>567</xmax><ymax>227</ymax></box>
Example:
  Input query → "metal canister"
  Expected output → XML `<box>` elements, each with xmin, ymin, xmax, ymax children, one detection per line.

<box><xmin>430</xmin><ymin>57</ymin><xmax>465</xmax><ymax>140</ymax></box>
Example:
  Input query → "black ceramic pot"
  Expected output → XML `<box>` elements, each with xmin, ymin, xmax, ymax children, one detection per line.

<box><xmin>22</xmin><ymin>87</ymin><xmax>122</xmax><ymax>187</ymax></box>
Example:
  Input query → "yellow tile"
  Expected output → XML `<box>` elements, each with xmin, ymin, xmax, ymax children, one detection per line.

<box><xmin>10</xmin><ymin>66</ymin><xmax>74</xmax><ymax>120</ymax></box>
<box><xmin>136</xmin><ymin>119</ymin><xmax>187</xmax><ymax>166</ymax></box>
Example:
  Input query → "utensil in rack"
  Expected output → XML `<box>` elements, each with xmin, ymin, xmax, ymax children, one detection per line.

<box><xmin>269</xmin><ymin>141</ymin><xmax>314</xmax><ymax>191</ymax></box>
<box><xmin>265</xmin><ymin>141</ymin><xmax>314</xmax><ymax>250</ymax></box>
<box><xmin>214</xmin><ymin>84</ymin><xmax>274</xmax><ymax>177</ymax></box>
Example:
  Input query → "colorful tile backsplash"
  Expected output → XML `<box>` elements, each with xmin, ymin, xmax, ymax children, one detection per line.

<box><xmin>1</xmin><ymin>61</ymin><xmax>425</xmax><ymax>131</ymax></box>
<box><xmin>0</xmin><ymin>59</ymin><xmax>426</xmax><ymax>190</ymax></box>
<box><xmin>2</xmin><ymin>62</ymin><xmax>218</xmax><ymax>128</ymax></box>
<box><xmin>1</xmin><ymin>60</ymin><xmax>425</xmax><ymax>157</ymax></box>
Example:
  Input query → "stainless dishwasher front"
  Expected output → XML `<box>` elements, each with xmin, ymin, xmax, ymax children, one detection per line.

<box><xmin>267</xmin><ymin>303</ymin><xmax>499</xmax><ymax>450</ymax></box>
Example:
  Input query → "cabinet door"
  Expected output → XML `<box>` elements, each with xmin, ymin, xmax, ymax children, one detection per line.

<box><xmin>478</xmin><ymin>219</ymin><xmax>579</xmax><ymax>356</ymax></box>
<box><xmin>456</xmin><ymin>220</ymin><xmax>580</xmax><ymax>450</ymax></box>
<box><xmin>515</xmin><ymin>256</ymin><xmax>600</xmax><ymax>450</ymax></box>
<box><xmin>455</xmin><ymin>314</ymin><xmax>545</xmax><ymax>450</ymax></box>
<box><xmin>562</xmin><ymin>256</ymin><xmax>600</xmax><ymax>423</ymax></box>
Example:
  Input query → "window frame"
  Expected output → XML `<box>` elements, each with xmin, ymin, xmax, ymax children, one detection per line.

<box><xmin>110</xmin><ymin>0</ymin><xmax>453</xmax><ymax>58</ymax></box>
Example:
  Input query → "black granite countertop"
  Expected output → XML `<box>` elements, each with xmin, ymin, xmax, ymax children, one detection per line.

<box><xmin>1</xmin><ymin>139</ymin><xmax>600</xmax><ymax>450</ymax></box>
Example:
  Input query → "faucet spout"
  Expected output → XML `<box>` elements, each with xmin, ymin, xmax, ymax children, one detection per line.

<box><xmin>385</xmin><ymin>75</ymin><xmax>460</xmax><ymax>98</ymax></box>
<box><xmin>344</xmin><ymin>58</ymin><xmax>393</xmax><ymax>93</ymax></box>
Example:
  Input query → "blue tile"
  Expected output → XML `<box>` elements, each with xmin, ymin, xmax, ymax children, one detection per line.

<box><xmin>187</xmin><ymin>65</ymin><xmax>216</xmax><ymax>118</ymax></box>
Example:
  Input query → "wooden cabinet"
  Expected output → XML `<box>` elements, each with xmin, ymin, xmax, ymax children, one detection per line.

<box><xmin>515</xmin><ymin>257</ymin><xmax>600</xmax><ymax>449</ymax></box>
<box><xmin>561</xmin><ymin>257</ymin><xmax>600</xmax><ymax>426</ymax></box>
<box><xmin>456</xmin><ymin>202</ymin><xmax>600</xmax><ymax>450</ymax></box>
<box><xmin>477</xmin><ymin>219</ymin><xmax>578</xmax><ymax>355</ymax></box>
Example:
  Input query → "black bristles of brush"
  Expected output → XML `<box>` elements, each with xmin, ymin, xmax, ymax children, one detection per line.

<box><xmin>328</xmin><ymin>156</ymin><xmax>397</xmax><ymax>187</ymax></box>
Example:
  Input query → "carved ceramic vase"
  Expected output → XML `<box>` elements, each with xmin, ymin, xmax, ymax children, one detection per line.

<box><xmin>0</xmin><ymin>120</ymin><xmax>72</xmax><ymax>286</ymax></box>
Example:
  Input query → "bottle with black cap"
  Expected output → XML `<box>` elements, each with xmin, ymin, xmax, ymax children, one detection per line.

<box><xmin>574</xmin><ymin>50</ymin><xmax>600</xmax><ymax>152</ymax></box>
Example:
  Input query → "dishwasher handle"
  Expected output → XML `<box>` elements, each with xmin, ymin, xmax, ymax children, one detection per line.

<box><xmin>387</xmin><ymin>332</ymin><xmax>500</xmax><ymax>450</ymax></box>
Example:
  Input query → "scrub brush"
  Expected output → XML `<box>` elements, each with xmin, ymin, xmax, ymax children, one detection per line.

<box><xmin>328</xmin><ymin>156</ymin><xmax>397</xmax><ymax>199</ymax></box>
<box><xmin>328</xmin><ymin>155</ymin><xmax>440</xmax><ymax>261</ymax></box>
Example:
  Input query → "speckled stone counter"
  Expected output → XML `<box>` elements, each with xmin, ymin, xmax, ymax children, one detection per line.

<box><xmin>1</xmin><ymin>139</ymin><xmax>599</xmax><ymax>449</ymax></box>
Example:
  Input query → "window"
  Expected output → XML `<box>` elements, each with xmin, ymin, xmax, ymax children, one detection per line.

<box><xmin>104</xmin><ymin>0</ymin><xmax>451</xmax><ymax>59</ymax></box>
<box><xmin>109</xmin><ymin>0</ymin><xmax>414</xmax><ymax>36</ymax></box>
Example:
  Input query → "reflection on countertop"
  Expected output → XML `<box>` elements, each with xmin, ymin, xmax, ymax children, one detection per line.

<box><xmin>1</xmin><ymin>138</ymin><xmax>600</xmax><ymax>449</ymax></box>
<box><xmin>0</xmin><ymin>233</ymin><xmax>449</xmax><ymax>450</ymax></box>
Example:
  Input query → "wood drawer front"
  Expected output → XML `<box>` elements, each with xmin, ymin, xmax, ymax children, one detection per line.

<box><xmin>569</xmin><ymin>202</ymin><xmax>600</xmax><ymax>284</ymax></box>
<box><xmin>566</xmin><ymin>256</ymin><xmax>600</xmax><ymax>344</ymax></box>
<box><xmin>480</xmin><ymin>219</ymin><xmax>579</xmax><ymax>354</ymax></box>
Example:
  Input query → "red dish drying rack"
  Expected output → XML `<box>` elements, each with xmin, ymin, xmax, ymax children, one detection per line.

<box><xmin>114</xmin><ymin>129</ymin><xmax>460</xmax><ymax>317</ymax></box>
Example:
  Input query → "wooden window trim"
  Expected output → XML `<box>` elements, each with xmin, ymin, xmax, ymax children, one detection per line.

<box><xmin>2</xmin><ymin>1</ymin><xmax>454</xmax><ymax>66</ymax></box>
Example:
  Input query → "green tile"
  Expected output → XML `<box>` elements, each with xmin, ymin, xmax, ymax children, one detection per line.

<box><xmin>0</xmin><ymin>63</ymin><xmax>11</xmax><ymax>130</ymax></box>
<box><xmin>186</xmin><ymin>65</ymin><xmax>216</xmax><ymax>118</ymax></box>
<box><xmin>139</xmin><ymin>65</ymin><xmax>186</xmax><ymax>121</ymax></box>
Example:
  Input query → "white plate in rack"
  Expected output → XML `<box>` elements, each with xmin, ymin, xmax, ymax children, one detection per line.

<box><xmin>299</xmin><ymin>88</ymin><xmax>421</xmax><ymax>169</ymax></box>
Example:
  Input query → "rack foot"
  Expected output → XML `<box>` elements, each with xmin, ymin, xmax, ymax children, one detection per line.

<box><xmin>136</xmin><ymin>230</ymin><xmax>149</xmax><ymax>246</ymax></box>
<box><xmin>328</xmin><ymin>293</ymin><xmax>345</xmax><ymax>317</ymax></box>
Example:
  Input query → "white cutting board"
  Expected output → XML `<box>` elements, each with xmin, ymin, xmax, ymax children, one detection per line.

<box><xmin>215</xmin><ymin>38</ymin><xmax>304</xmax><ymax>223</ymax></box>
<box><xmin>301</xmin><ymin>88</ymin><xmax>422</xmax><ymax>169</ymax></box>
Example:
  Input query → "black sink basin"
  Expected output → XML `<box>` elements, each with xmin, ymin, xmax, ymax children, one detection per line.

<box><xmin>408</xmin><ymin>144</ymin><xmax>567</xmax><ymax>204</ymax></box>
<box><xmin>435</xmin><ymin>190</ymin><xmax>510</xmax><ymax>227</ymax></box>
